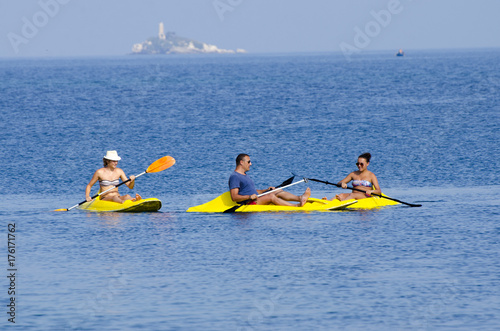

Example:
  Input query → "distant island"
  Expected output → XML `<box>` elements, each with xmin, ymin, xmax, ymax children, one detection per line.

<box><xmin>131</xmin><ymin>23</ymin><xmax>246</xmax><ymax>55</ymax></box>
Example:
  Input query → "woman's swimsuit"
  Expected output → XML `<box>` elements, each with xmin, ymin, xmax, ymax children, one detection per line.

<box><xmin>99</xmin><ymin>179</ymin><xmax>120</xmax><ymax>187</ymax></box>
<box><xmin>352</xmin><ymin>179</ymin><xmax>372</xmax><ymax>188</ymax></box>
<box><xmin>98</xmin><ymin>179</ymin><xmax>120</xmax><ymax>200</ymax></box>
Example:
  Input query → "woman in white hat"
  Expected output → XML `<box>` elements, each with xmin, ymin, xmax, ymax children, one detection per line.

<box><xmin>85</xmin><ymin>151</ymin><xmax>142</xmax><ymax>203</ymax></box>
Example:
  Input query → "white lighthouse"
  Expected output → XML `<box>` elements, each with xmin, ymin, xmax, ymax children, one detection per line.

<box><xmin>159</xmin><ymin>22</ymin><xmax>166</xmax><ymax>40</ymax></box>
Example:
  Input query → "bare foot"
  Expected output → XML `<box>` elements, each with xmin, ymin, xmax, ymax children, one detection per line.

<box><xmin>335</xmin><ymin>194</ymin><xmax>342</xmax><ymax>201</ymax></box>
<box><xmin>133</xmin><ymin>194</ymin><xmax>142</xmax><ymax>202</ymax></box>
<box><xmin>299</xmin><ymin>188</ymin><xmax>311</xmax><ymax>207</ymax></box>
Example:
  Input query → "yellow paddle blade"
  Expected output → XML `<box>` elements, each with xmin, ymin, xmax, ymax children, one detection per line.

<box><xmin>146</xmin><ymin>156</ymin><xmax>176</xmax><ymax>173</ymax></box>
<box><xmin>53</xmin><ymin>208</ymin><xmax>68</xmax><ymax>212</ymax></box>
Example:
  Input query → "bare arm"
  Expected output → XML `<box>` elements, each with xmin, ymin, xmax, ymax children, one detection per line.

<box><xmin>85</xmin><ymin>170</ymin><xmax>100</xmax><ymax>201</ymax></box>
<box><xmin>337</xmin><ymin>172</ymin><xmax>354</xmax><ymax>189</ymax></box>
<box><xmin>367</xmin><ymin>173</ymin><xmax>381</xmax><ymax>196</ymax></box>
<box><xmin>120</xmin><ymin>169</ymin><xmax>136</xmax><ymax>189</ymax></box>
<box><xmin>230</xmin><ymin>188</ymin><xmax>257</xmax><ymax>203</ymax></box>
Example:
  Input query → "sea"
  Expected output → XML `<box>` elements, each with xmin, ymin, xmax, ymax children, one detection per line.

<box><xmin>1</xmin><ymin>49</ymin><xmax>499</xmax><ymax>330</ymax></box>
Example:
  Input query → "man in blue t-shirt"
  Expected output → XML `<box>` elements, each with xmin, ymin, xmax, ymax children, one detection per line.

<box><xmin>228</xmin><ymin>154</ymin><xmax>311</xmax><ymax>206</ymax></box>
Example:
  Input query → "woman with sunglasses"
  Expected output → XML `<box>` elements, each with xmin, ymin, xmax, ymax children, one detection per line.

<box><xmin>326</xmin><ymin>153</ymin><xmax>381</xmax><ymax>201</ymax></box>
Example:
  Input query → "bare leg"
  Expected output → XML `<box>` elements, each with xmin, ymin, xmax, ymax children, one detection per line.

<box><xmin>299</xmin><ymin>188</ymin><xmax>311</xmax><ymax>206</ymax></box>
<box><xmin>335</xmin><ymin>193</ymin><xmax>349</xmax><ymax>201</ymax></box>
<box><xmin>256</xmin><ymin>194</ymin><xmax>296</xmax><ymax>206</ymax></box>
<box><xmin>121</xmin><ymin>194</ymin><xmax>144</xmax><ymax>202</ymax></box>
<box><xmin>257</xmin><ymin>188</ymin><xmax>311</xmax><ymax>207</ymax></box>
<box><xmin>102</xmin><ymin>194</ymin><xmax>125</xmax><ymax>203</ymax></box>
<box><xmin>275</xmin><ymin>191</ymin><xmax>300</xmax><ymax>202</ymax></box>
<box><xmin>336</xmin><ymin>192</ymin><xmax>367</xmax><ymax>201</ymax></box>
<box><xmin>275</xmin><ymin>187</ymin><xmax>312</xmax><ymax>204</ymax></box>
<box><xmin>102</xmin><ymin>192</ymin><xmax>142</xmax><ymax>203</ymax></box>
<box><xmin>119</xmin><ymin>194</ymin><xmax>134</xmax><ymax>202</ymax></box>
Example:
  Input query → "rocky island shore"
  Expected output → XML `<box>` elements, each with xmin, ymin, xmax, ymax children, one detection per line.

<box><xmin>132</xmin><ymin>23</ymin><xmax>246</xmax><ymax>55</ymax></box>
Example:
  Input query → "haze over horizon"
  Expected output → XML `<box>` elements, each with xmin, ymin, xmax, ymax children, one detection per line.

<box><xmin>1</xmin><ymin>0</ymin><xmax>500</xmax><ymax>58</ymax></box>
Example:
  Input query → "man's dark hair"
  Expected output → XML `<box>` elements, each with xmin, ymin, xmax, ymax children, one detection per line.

<box><xmin>236</xmin><ymin>153</ymin><xmax>249</xmax><ymax>166</ymax></box>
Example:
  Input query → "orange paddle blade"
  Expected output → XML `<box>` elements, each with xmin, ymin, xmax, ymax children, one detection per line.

<box><xmin>146</xmin><ymin>156</ymin><xmax>176</xmax><ymax>173</ymax></box>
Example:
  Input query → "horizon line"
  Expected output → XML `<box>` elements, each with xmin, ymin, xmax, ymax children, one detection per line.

<box><xmin>1</xmin><ymin>46</ymin><xmax>499</xmax><ymax>60</ymax></box>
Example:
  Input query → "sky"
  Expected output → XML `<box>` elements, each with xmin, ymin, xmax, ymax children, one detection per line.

<box><xmin>1</xmin><ymin>0</ymin><xmax>499</xmax><ymax>57</ymax></box>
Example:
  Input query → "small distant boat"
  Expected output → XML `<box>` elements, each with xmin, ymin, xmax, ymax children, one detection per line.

<box><xmin>396</xmin><ymin>49</ymin><xmax>405</xmax><ymax>56</ymax></box>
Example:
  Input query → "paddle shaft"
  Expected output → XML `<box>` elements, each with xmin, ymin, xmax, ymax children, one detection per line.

<box><xmin>306</xmin><ymin>178</ymin><xmax>422</xmax><ymax>207</ymax></box>
<box><xmin>65</xmin><ymin>171</ymin><xmax>146</xmax><ymax>211</ymax></box>
<box><xmin>257</xmin><ymin>179</ymin><xmax>305</xmax><ymax>198</ymax></box>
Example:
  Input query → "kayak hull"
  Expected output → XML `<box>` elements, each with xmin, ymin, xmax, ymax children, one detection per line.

<box><xmin>186</xmin><ymin>192</ymin><xmax>357</xmax><ymax>213</ymax></box>
<box><xmin>78</xmin><ymin>198</ymin><xmax>162</xmax><ymax>212</ymax></box>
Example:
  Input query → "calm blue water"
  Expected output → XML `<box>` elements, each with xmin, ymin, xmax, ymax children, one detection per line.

<box><xmin>1</xmin><ymin>49</ymin><xmax>499</xmax><ymax>330</ymax></box>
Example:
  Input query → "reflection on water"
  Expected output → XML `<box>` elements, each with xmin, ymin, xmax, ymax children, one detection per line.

<box><xmin>81</xmin><ymin>210</ymin><xmax>180</xmax><ymax>229</ymax></box>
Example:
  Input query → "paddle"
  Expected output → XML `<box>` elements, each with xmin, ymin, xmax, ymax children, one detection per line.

<box><xmin>306</xmin><ymin>178</ymin><xmax>422</xmax><ymax>207</ymax></box>
<box><xmin>54</xmin><ymin>155</ymin><xmax>176</xmax><ymax>211</ymax></box>
<box><xmin>223</xmin><ymin>176</ymin><xmax>305</xmax><ymax>213</ymax></box>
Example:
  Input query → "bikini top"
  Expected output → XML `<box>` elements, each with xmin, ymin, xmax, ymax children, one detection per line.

<box><xmin>352</xmin><ymin>179</ymin><xmax>372</xmax><ymax>188</ymax></box>
<box><xmin>99</xmin><ymin>179</ymin><xmax>120</xmax><ymax>187</ymax></box>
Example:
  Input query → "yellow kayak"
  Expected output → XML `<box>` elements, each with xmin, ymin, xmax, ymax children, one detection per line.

<box><xmin>187</xmin><ymin>191</ymin><xmax>400</xmax><ymax>213</ymax></box>
<box><xmin>78</xmin><ymin>197</ymin><xmax>162</xmax><ymax>212</ymax></box>
<box><xmin>186</xmin><ymin>191</ymin><xmax>357</xmax><ymax>213</ymax></box>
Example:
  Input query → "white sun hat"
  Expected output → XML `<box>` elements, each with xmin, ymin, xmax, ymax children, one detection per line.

<box><xmin>103</xmin><ymin>150</ymin><xmax>122</xmax><ymax>161</ymax></box>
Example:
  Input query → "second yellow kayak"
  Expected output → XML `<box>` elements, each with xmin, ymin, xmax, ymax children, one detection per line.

<box><xmin>78</xmin><ymin>197</ymin><xmax>162</xmax><ymax>212</ymax></box>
